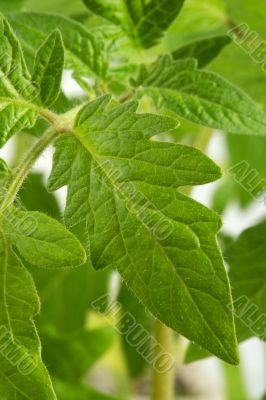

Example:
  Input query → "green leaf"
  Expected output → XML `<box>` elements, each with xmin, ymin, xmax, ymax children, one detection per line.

<box><xmin>0</xmin><ymin>235</ymin><xmax>56</xmax><ymax>399</ymax></box>
<box><xmin>172</xmin><ymin>35</ymin><xmax>231</xmax><ymax>68</ymax></box>
<box><xmin>32</xmin><ymin>30</ymin><xmax>64</xmax><ymax>107</ymax></box>
<box><xmin>133</xmin><ymin>56</ymin><xmax>197</xmax><ymax>88</ymax></box>
<box><xmin>8</xmin><ymin>12</ymin><xmax>108</xmax><ymax>78</ymax></box>
<box><xmin>0</xmin><ymin>14</ymin><xmax>38</xmax><ymax>147</ymax></box>
<box><xmin>82</xmin><ymin>0</ymin><xmax>185</xmax><ymax>48</ymax></box>
<box><xmin>226</xmin><ymin>220</ymin><xmax>266</xmax><ymax>343</ymax></box>
<box><xmin>3</xmin><ymin>208</ymin><xmax>86</xmax><ymax>268</ymax></box>
<box><xmin>134</xmin><ymin>55</ymin><xmax>266</xmax><ymax>136</ymax></box>
<box><xmin>48</xmin><ymin>95</ymin><xmax>239</xmax><ymax>364</ymax></box>
<box><xmin>48</xmin><ymin>95</ymin><xmax>180</xmax><ymax>227</ymax></box>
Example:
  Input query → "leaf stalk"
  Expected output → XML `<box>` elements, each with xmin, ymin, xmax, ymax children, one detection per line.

<box><xmin>0</xmin><ymin>127</ymin><xmax>57</xmax><ymax>214</ymax></box>
<box><xmin>152</xmin><ymin>319</ymin><xmax>175</xmax><ymax>400</ymax></box>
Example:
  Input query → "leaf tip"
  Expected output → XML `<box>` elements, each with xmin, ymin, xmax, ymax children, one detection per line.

<box><xmin>48</xmin><ymin>28</ymin><xmax>64</xmax><ymax>48</ymax></box>
<box><xmin>223</xmin><ymin>343</ymin><xmax>240</xmax><ymax>365</ymax></box>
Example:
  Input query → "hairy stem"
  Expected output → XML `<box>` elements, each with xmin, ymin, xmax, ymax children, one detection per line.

<box><xmin>0</xmin><ymin>127</ymin><xmax>57</xmax><ymax>214</ymax></box>
<box><xmin>152</xmin><ymin>319</ymin><xmax>174</xmax><ymax>400</ymax></box>
<box><xmin>0</xmin><ymin>102</ymin><xmax>82</xmax><ymax>215</ymax></box>
<box><xmin>40</xmin><ymin>108</ymin><xmax>59</xmax><ymax>125</ymax></box>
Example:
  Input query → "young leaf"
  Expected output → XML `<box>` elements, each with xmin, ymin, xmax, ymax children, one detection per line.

<box><xmin>32</xmin><ymin>30</ymin><xmax>64</xmax><ymax>107</ymax></box>
<box><xmin>48</xmin><ymin>95</ymin><xmax>239</xmax><ymax>364</ymax></box>
<box><xmin>82</xmin><ymin>0</ymin><xmax>185</xmax><ymax>48</ymax></box>
<box><xmin>0</xmin><ymin>236</ymin><xmax>56</xmax><ymax>399</ymax></box>
<box><xmin>172</xmin><ymin>35</ymin><xmax>232</xmax><ymax>68</ymax></box>
<box><xmin>0</xmin><ymin>15</ymin><xmax>38</xmax><ymax>147</ymax></box>
<box><xmin>133</xmin><ymin>56</ymin><xmax>197</xmax><ymax>88</ymax></box>
<box><xmin>8</xmin><ymin>12</ymin><xmax>108</xmax><ymax>78</ymax></box>
<box><xmin>134</xmin><ymin>55</ymin><xmax>266</xmax><ymax>136</ymax></box>
<box><xmin>3</xmin><ymin>208</ymin><xmax>86</xmax><ymax>269</ymax></box>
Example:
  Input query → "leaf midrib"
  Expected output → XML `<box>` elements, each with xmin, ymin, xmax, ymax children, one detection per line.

<box><xmin>74</xmin><ymin>130</ymin><xmax>235</xmax><ymax>362</ymax></box>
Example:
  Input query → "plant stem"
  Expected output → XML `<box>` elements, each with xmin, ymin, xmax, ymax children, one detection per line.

<box><xmin>223</xmin><ymin>362</ymin><xmax>247</xmax><ymax>400</ymax></box>
<box><xmin>152</xmin><ymin>319</ymin><xmax>175</xmax><ymax>400</ymax></box>
<box><xmin>0</xmin><ymin>127</ymin><xmax>57</xmax><ymax>214</ymax></box>
<box><xmin>40</xmin><ymin>108</ymin><xmax>59</xmax><ymax>125</ymax></box>
<box><xmin>10</xmin><ymin>132</ymin><xmax>36</xmax><ymax>169</ymax></box>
